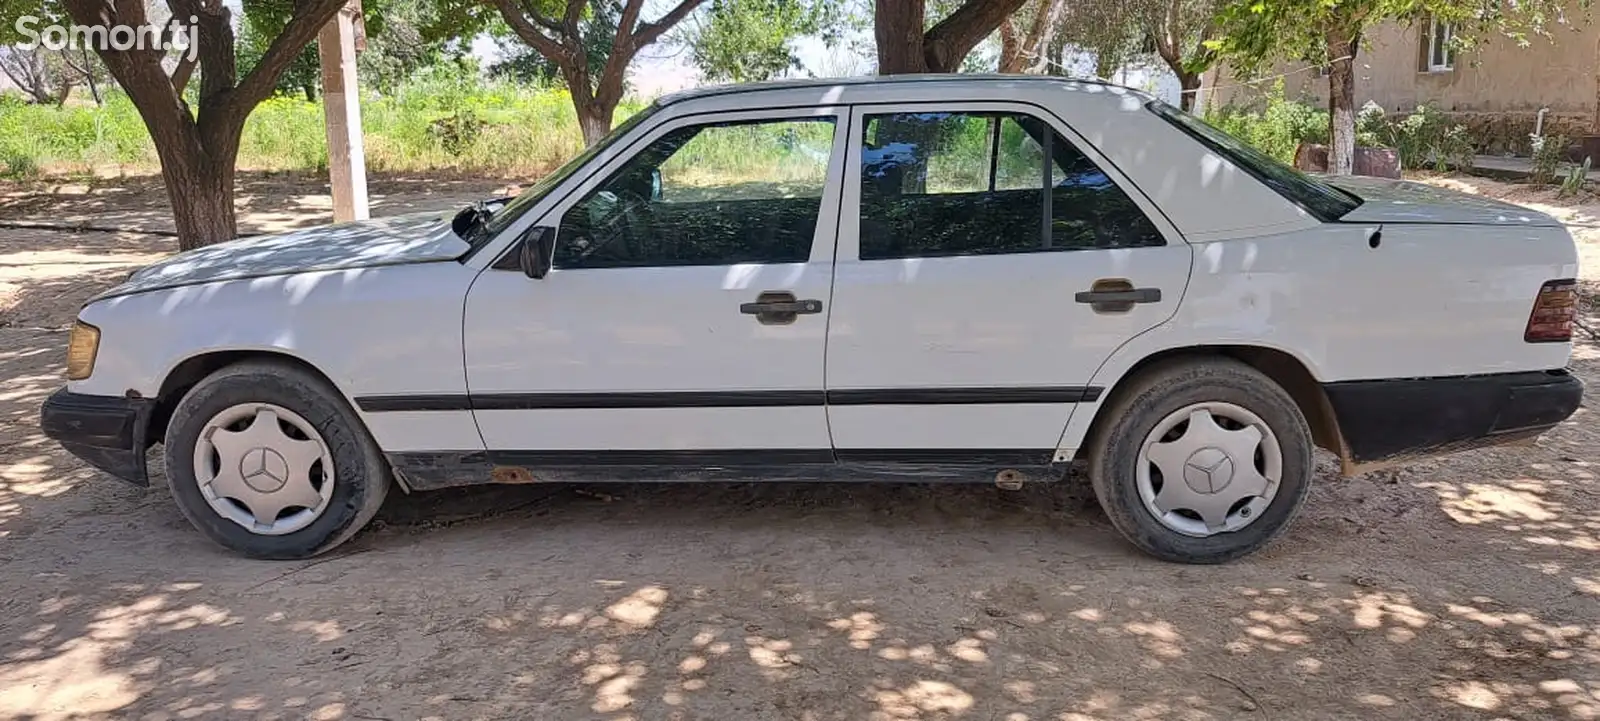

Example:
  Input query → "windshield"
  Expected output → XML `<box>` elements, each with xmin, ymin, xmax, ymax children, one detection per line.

<box><xmin>1146</xmin><ymin>99</ymin><xmax>1360</xmax><ymax>222</ymax></box>
<box><xmin>473</xmin><ymin>102</ymin><xmax>663</xmax><ymax>244</ymax></box>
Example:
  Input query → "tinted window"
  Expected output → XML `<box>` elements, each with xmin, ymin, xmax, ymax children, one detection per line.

<box><xmin>1146</xmin><ymin>99</ymin><xmax>1360</xmax><ymax>221</ymax></box>
<box><xmin>556</xmin><ymin>118</ymin><xmax>835</xmax><ymax>269</ymax></box>
<box><xmin>859</xmin><ymin>111</ymin><xmax>1164</xmax><ymax>260</ymax></box>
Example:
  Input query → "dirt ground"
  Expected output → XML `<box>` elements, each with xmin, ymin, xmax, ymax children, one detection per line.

<box><xmin>1</xmin><ymin>171</ymin><xmax>1597</xmax><ymax>721</ymax></box>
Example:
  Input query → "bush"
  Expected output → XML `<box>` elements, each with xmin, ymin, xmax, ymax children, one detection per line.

<box><xmin>1204</xmin><ymin>80</ymin><xmax>1328</xmax><ymax>164</ymax></box>
<box><xmin>2</xmin><ymin>148</ymin><xmax>39</xmax><ymax>179</ymax></box>
<box><xmin>1530</xmin><ymin>133</ymin><xmax>1569</xmax><ymax>185</ymax></box>
<box><xmin>1205</xmin><ymin>86</ymin><xmax>1479</xmax><ymax>172</ymax></box>
<box><xmin>1559</xmin><ymin>156</ymin><xmax>1590</xmax><ymax>197</ymax></box>
<box><xmin>1368</xmin><ymin>103</ymin><xmax>1474</xmax><ymax>171</ymax></box>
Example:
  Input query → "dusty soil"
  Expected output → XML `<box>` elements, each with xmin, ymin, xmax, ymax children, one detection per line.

<box><xmin>0</xmin><ymin>172</ymin><xmax>1597</xmax><ymax>721</ymax></box>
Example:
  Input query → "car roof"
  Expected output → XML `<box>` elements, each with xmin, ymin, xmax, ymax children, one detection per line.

<box><xmin>656</xmin><ymin>74</ymin><xmax>1153</xmax><ymax>108</ymax></box>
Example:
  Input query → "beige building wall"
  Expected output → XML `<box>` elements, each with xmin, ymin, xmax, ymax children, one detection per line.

<box><xmin>1205</xmin><ymin>19</ymin><xmax>1600</xmax><ymax>153</ymax></box>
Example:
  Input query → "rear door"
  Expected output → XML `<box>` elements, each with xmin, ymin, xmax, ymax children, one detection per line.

<box><xmin>462</xmin><ymin>108</ymin><xmax>847</xmax><ymax>465</ymax></box>
<box><xmin>824</xmin><ymin>102</ymin><xmax>1193</xmax><ymax>463</ymax></box>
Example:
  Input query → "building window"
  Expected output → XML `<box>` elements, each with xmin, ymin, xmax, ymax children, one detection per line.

<box><xmin>1426</xmin><ymin>19</ymin><xmax>1454</xmax><ymax>71</ymax></box>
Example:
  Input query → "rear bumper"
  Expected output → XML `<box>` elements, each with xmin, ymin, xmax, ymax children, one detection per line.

<box><xmin>39</xmin><ymin>388</ymin><xmax>156</xmax><ymax>486</ymax></box>
<box><xmin>1323</xmin><ymin>369</ymin><xmax>1584</xmax><ymax>465</ymax></box>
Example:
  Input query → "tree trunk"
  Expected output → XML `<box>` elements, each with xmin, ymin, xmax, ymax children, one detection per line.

<box><xmin>999</xmin><ymin>18</ymin><xmax>1024</xmax><ymax>73</ymax></box>
<box><xmin>875</xmin><ymin>0</ymin><xmax>928</xmax><ymax>74</ymax></box>
<box><xmin>154</xmin><ymin>133</ymin><xmax>241</xmax><ymax>249</ymax></box>
<box><xmin>1178</xmin><ymin>71</ymin><xmax>1200</xmax><ymax>112</ymax></box>
<box><xmin>163</xmin><ymin>159</ymin><xmax>239</xmax><ymax>251</ymax></box>
<box><xmin>303</xmin><ymin>83</ymin><xmax>317</xmax><ymax>102</ymax></box>
<box><xmin>134</xmin><ymin>96</ymin><xmax>244</xmax><ymax>249</ymax></box>
<box><xmin>79</xmin><ymin>47</ymin><xmax>103</xmax><ymax>105</ymax></box>
<box><xmin>576</xmin><ymin>99</ymin><xmax>617</xmax><ymax>147</ymax></box>
<box><xmin>1325</xmin><ymin>33</ymin><xmax>1360</xmax><ymax>176</ymax></box>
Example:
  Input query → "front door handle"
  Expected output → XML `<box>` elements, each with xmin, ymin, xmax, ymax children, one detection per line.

<box><xmin>740</xmin><ymin>291</ymin><xmax>822</xmax><ymax>325</ymax></box>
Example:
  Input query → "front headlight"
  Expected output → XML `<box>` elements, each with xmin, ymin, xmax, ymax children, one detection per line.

<box><xmin>66</xmin><ymin>320</ymin><xmax>100</xmax><ymax>380</ymax></box>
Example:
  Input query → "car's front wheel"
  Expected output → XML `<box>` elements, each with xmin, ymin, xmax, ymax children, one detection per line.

<box><xmin>163</xmin><ymin>360</ymin><xmax>390</xmax><ymax>559</ymax></box>
<box><xmin>1087</xmin><ymin>357</ymin><xmax>1314</xmax><ymax>564</ymax></box>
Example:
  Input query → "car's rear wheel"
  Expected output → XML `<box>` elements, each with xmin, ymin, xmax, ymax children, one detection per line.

<box><xmin>1087</xmin><ymin>357</ymin><xmax>1313</xmax><ymax>564</ymax></box>
<box><xmin>163</xmin><ymin>360</ymin><xmax>389</xmax><ymax>559</ymax></box>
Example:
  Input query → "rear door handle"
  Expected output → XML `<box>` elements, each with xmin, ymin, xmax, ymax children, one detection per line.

<box><xmin>1074</xmin><ymin>288</ymin><xmax>1162</xmax><ymax>304</ymax></box>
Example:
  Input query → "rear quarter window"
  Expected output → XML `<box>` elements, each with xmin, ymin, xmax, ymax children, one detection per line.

<box><xmin>1146</xmin><ymin>100</ymin><xmax>1360</xmax><ymax>222</ymax></box>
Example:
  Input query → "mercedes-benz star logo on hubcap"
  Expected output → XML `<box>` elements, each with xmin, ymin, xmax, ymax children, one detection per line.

<box><xmin>240</xmin><ymin>447</ymin><xmax>290</xmax><ymax>493</ymax></box>
<box><xmin>1182</xmin><ymin>447</ymin><xmax>1235</xmax><ymax>494</ymax></box>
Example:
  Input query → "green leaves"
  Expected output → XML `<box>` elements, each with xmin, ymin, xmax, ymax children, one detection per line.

<box><xmin>685</xmin><ymin>0</ymin><xmax>845</xmax><ymax>83</ymax></box>
<box><xmin>1209</xmin><ymin>0</ymin><xmax>1590</xmax><ymax>74</ymax></box>
<box><xmin>1</xmin><ymin>0</ymin><xmax>57</xmax><ymax>45</ymax></box>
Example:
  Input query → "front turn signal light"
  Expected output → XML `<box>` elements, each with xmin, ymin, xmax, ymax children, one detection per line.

<box><xmin>66</xmin><ymin>320</ymin><xmax>100</xmax><ymax>380</ymax></box>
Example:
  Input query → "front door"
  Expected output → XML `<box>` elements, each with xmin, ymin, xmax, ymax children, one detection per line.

<box><xmin>824</xmin><ymin>103</ymin><xmax>1194</xmax><ymax>464</ymax></box>
<box><xmin>462</xmin><ymin>109</ymin><xmax>847</xmax><ymax>466</ymax></box>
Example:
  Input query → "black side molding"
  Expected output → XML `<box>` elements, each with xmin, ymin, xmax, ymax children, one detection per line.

<box><xmin>356</xmin><ymin>386</ymin><xmax>1104</xmax><ymax>413</ymax></box>
<box><xmin>355</xmin><ymin>394</ymin><xmax>473</xmax><ymax>412</ymax></box>
<box><xmin>827</xmin><ymin>387</ymin><xmax>1101</xmax><ymax>405</ymax></box>
<box><xmin>474</xmin><ymin>390</ymin><xmax>826</xmax><ymax>411</ymax></box>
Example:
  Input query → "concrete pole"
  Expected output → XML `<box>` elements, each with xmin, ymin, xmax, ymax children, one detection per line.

<box><xmin>317</xmin><ymin>1</ymin><xmax>369</xmax><ymax>222</ymax></box>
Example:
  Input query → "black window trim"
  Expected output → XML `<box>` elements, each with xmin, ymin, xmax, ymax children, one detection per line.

<box><xmin>847</xmin><ymin>98</ymin><xmax>1186</xmax><ymax>252</ymax></box>
<box><xmin>1145</xmin><ymin>99</ymin><xmax>1361</xmax><ymax>223</ymax></box>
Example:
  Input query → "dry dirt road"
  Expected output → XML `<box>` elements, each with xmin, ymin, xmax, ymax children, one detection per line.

<box><xmin>1</xmin><ymin>172</ymin><xmax>1597</xmax><ymax>721</ymax></box>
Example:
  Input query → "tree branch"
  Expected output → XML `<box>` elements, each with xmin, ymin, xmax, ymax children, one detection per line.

<box><xmin>923</xmin><ymin>0</ymin><xmax>1029</xmax><ymax>72</ymax></box>
<box><xmin>491</xmin><ymin>0</ymin><xmax>571</xmax><ymax>62</ymax></box>
<box><xmin>231</xmin><ymin>0</ymin><xmax>343</xmax><ymax>110</ymax></box>
<box><xmin>0</xmin><ymin>50</ymin><xmax>43</xmax><ymax>102</ymax></box>
<box><xmin>1022</xmin><ymin>0</ymin><xmax>1065</xmax><ymax>72</ymax></box>
<box><xmin>631</xmin><ymin>0</ymin><xmax>707</xmax><ymax>51</ymax></box>
<box><xmin>169</xmin><ymin>52</ymin><xmax>197</xmax><ymax>94</ymax></box>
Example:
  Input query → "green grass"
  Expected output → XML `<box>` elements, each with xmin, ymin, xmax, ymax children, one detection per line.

<box><xmin>0</xmin><ymin>73</ymin><xmax>647</xmax><ymax>178</ymax></box>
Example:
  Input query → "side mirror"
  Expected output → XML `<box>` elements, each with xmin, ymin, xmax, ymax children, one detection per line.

<box><xmin>518</xmin><ymin>226</ymin><xmax>555</xmax><ymax>280</ymax></box>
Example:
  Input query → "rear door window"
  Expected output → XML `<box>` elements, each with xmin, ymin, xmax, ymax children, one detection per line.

<box><xmin>859</xmin><ymin>111</ymin><xmax>1165</xmax><ymax>260</ymax></box>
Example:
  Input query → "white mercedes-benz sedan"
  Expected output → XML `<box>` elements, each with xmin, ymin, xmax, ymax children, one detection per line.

<box><xmin>42</xmin><ymin>75</ymin><xmax>1583</xmax><ymax>563</ymax></box>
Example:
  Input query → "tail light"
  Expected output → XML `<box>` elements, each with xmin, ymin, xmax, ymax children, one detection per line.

<box><xmin>1525</xmin><ymin>279</ymin><xmax>1578</xmax><ymax>343</ymax></box>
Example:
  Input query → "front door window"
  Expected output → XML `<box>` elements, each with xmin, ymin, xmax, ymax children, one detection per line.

<box><xmin>556</xmin><ymin>118</ymin><xmax>837</xmax><ymax>269</ymax></box>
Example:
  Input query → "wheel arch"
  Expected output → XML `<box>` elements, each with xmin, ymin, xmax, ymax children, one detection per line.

<box><xmin>1074</xmin><ymin>344</ymin><xmax>1349</xmax><ymax>466</ymax></box>
<box><xmin>148</xmin><ymin>349</ymin><xmax>348</xmax><ymax>446</ymax></box>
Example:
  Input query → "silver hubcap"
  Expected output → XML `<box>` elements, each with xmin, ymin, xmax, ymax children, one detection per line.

<box><xmin>193</xmin><ymin>403</ymin><xmax>334</xmax><ymax>535</ymax></box>
<box><xmin>1136</xmin><ymin>401</ymin><xmax>1283</xmax><ymax>537</ymax></box>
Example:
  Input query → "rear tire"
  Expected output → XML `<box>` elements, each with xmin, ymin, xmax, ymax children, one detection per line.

<box><xmin>1087</xmin><ymin>357</ymin><xmax>1313</xmax><ymax>564</ymax></box>
<box><xmin>163</xmin><ymin>360</ymin><xmax>389</xmax><ymax>559</ymax></box>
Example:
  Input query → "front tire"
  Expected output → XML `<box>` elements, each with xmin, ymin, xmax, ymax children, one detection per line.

<box><xmin>1087</xmin><ymin>357</ymin><xmax>1314</xmax><ymax>564</ymax></box>
<box><xmin>163</xmin><ymin>360</ymin><xmax>390</xmax><ymax>559</ymax></box>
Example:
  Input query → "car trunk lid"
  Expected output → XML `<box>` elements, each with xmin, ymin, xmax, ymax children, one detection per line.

<box><xmin>1328</xmin><ymin>176</ymin><xmax>1563</xmax><ymax>227</ymax></box>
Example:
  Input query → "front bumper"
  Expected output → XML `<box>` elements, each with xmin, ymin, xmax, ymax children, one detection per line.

<box><xmin>39</xmin><ymin>388</ymin><xmax>157</xmax><ymax>486</ymax></box>
<box><xmin>1323</xmin><ymin>368</ymin><xmax>1585</xmax><ymax>465</ymax></box>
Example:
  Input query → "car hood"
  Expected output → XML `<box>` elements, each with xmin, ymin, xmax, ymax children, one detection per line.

<box><xmin>93</xmin><ymin>210</ymin><xmax>470</xmax><ymax>301</ymax></box>
<box><xmin>1329</xmin><ymin>176</ymin><xmax>1562</xmax><ymax>227</ymax></box>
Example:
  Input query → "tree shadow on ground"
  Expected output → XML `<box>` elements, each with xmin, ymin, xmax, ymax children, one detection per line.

<box><xmin>1</xmin><ymin>173</ymin><xmax>1597</xmax><ymax>721</ymax></box>
<box><xmin>2</xmin><ymin>339</ymin><xmax>1596</xmax><ymax>719</ymax></box>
